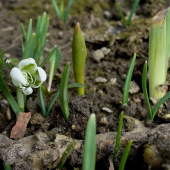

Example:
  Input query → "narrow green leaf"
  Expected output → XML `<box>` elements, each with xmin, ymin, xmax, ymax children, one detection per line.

<box><xmin>27</xmin><ymin>19</ymin><xmax>32</xmax><ymax>42</ymax></box>
<box><xmin>4</xmin><ymin>162</ymin><xmax>11</xmax><ymax>170</ymax></box>
<box><xmin>40</xmin><ymin>46</ymin><xmax>57</xmax><ymax>67</ymax></box>
<box><xmin>119</xmin><ymin>140</ymin><xmax>132</xmax><ymax>170</ymax></box>
<box><xmin>38</xmin><ymin>85</ymin><xmax>47</xmax><ymax>117</ymax></box>
<box><xmin>57</xmin><ymin>140</ymin><xmax>77</xmax><ymax>169</ymax></box>
<box><xmin>23</xmin><ymin>33</ymin><xmax>36</xmax><ymax>59</ymax></box>
<box><xmin>20</xmin><ymin>23</ymin><xmax>27</xmax><ymax>40</ymax></box>
<box><xmin>0</xmin><ymin>75</ymin><xmax>20</xmax><ymax>115</ymax></box>
<box><xmin>52</xmin><ymin>0</ymin><xmax>61</xmax><ymax>18</ymax></box>
<box><xmin>59</xmin><ymin>62</ymin><xmax>70</xmax><ymax>120</ymax></box>
<box><xmin>21</xmin><ymin>38</ymin><xmax>25</xmax><ymax>53</ymax></box>
<box><xmin>152</xmin><ymin>90</ymin><xmax>170</xmax><ymax>120</ymax></box>
<box><xmin>113</xmin><ymin>111</ymin><xmax>124</xmax><ymax>161</ymax></box>
<box><xmin>0</xmin><ymin>49</ymin><xmax>4</xmax><ymax>77</ymax></box>
<box><xmin>116</xmin><ymin>2</ymin><xmax>126</xmax><ymax>25</ymax></box>
<box><xmin>48</xmin><ymin>46</ymin><xmax>61</xmax><ymax>92</ymax></box>
<box><xmin>16</xmin><ymin>88</ymin><xmax>24</xmax><ymax>112</ymax></box>
<box><xmin>142</xmin><ymin>61</ymin><xmax>152</xmax><ymax>120</ymax></box>
<box><xmin>60</xmin><ymin>0</ymin><xmax>64</xmax><ymax>19</ymax></box>
<box><xmin>122</xmin><ymin>53</ymin><xmax>136</xmax><ymax>107</ymax></box>
<box><xmin>46</xmin><ymin>89</ymin><xmax>59</xmax><ymax>116</ymax></box>
<box><xmin>127</xmin><ymin>0</ymin><xmax>140</xmax><ymax>26</ymax></box>
<box><xmin>83</xmin><ymin>114</ymin><xmax>96</xmax><ymax>170</ymax></box>
<box><xmin>36</xmin><ymin>16</ymin><xmax>41</xmax><ymax>41</ymax></box>
<box><xmin>68</xmin><ymin>83</ymin><xmax>84</xmax><ymax>89</ymax></box>
<box><xmin>72</xmin><ymin>23</ymin><xmax>87</xmax><ymax>95</ymax></box>
<box><xmin>63</xmin><ymin>0</ymin><xmax>74</xmax><ymax>22</ymax></box>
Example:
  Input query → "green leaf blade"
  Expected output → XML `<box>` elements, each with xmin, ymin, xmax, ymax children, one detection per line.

<box><xmin>0</xmin><ymin>75</ymin><xmax>20</xmax><ymax>115</ymax></box>
<box><xmin>59</xmin><ymin>62</ymin><xmax>70</xmax><ymax>120</ymax></box>
<box><xmin>142</xmin><ymin>61</ymin><xmax>152</xmax><ymax>120</ymax></box>
<box><xmin>113</xmin><ymin>111</ymin><xmax>124</xmax><ymax>161</ymax></box>
<box><xmin>82</xmin><ymin>114</ymin><xmax>96</xmax><ymax>170</ymax></box>
<box><xmin>119</xmin><ymin>140</ymin><xmax>132</xmax><ymax>170</ymax></box>
<box><xmin>122</xmin><ymin>53</ymin><xmax>136</xmax><ymax>106</ymax></box>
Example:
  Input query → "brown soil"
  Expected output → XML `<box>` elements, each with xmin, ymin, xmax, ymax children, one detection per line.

<box><xmin>0</xmin><ymin>0</ymin><xmax>170</xmax><ymax>170</ymax></box>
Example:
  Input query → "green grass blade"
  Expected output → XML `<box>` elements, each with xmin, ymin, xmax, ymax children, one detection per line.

<box><xmin>0</xmin><ymin>75</ymin><xmax>20</xmax><ymax>115</ymax></box>
<box><xmin>4</xmin><ymin>162</ymin><xmax>11</xmax><ymax>170</ymax></box>
<box><xmin>52</xmin><ymin>0</ymin><xmax>61</xmax><ymax>18</ymax></box>
<box><xmin>57</xmin><ymin>140</ymin><xmax>77</xmax><ymax>169</ymax></box>
<box><xmin>152</xmin><ymin>90</ymin><xmax>170</xmax><ymax>120</ymax></box>
<box><xmin>82</xmin><ymin>114</ymin><xmax>96</xmax><ymax>170</ymax></box>
<box><xmin>122</xmin><ymin>53</ymin><xmax>136</xmax><ymax>107</ymax></box>
<box><xmin>142</xmin><ymin>61</ymin><xmax>152</xmax><ymax>120</ymax></box>
<box><xmin>40</xmin><ymin>46</ymin><xmax>57</xmax><ymax>67</ymax></box>
<box><xmin>113</xmin><ymin>111</ymin><xmax>124</xmax><ymax>161</ymax></box>
<box><xmin>127</xmin><ymin>0</ymin><xmax>140</xmax><ymax>26</ymax></box>
<box><xmin>26</xmin><ymin>19</ymin><xmax>32</xmax><ymax>42</ymax></box>
<box><xmin>0</xmin><ymin>49</ymin><xmax>4</xmax><ymax>77</ymax></box>
<box><xmin>48</xmin><ymin>46</ymin><xmax>61</xmax><ymax>92</ymax></box>
<box><xmin>119</xmin><ymin>140</ymin><xmax>132</xmax><ymax>170</ymax></box>
<box><xmin>46</xmin><ymin>89</ymin><xmax>59</xmax><ymax>116</ymax></box>
<box><xmin>21</xmin><ymin>38</ymin><xmax>25</xmax><ymax>53</ymax></box>
<box><xmin>63</xmin><ymin>0</ymin><xmax>74</xmax><ymax>23</ymax></box>
<box><xmin>60</xmin><ymin>0</ymin><xmax>64</xmax><ymax>19</ymax></box>
<box><xmin>59</xmin><ymin>62</ymin><xmax>70</xmax><ymax>120</ymax></box>
<box><xmin>68</xmin><ymin>83</ymin><xmax>84</xmax><ymax>88</ymax></box>
<box><xmin>116</xmin><ymin>2</ymin><xmax>126</xmax><ymax>25</ymax></box>
<box><xmin>23</xmin><ymin>33</ymin><xmax>36</xmax><ymax>59</ymax></box>
<box><xmin>38</xmin><ymin>85</ymin><xmax>47</xmax><ymax>117</ymax></box>
<box><xmin>20</xmin><ymin>23</ymin><xmax>27</xmax><ymax>40</ymax></box>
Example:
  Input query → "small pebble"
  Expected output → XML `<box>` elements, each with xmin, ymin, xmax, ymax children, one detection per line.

<box><xmin>101</xmin><ymin>47</ymin><xmax>111</xmax><ymax>55</ymax></box>
<box><xmin>30</xmin><ymin>113</ymin><xmax>45</xmax><ymax>125</ymax></box>
<box><xmin>99</xmin><ymin>117</ymin><xmax>108</xmax><ymax>125</ymax></box>
<box><xmin>97</xmin><ymin>90</ymin><xmax>104</xmax><ymax>95</ymax></box>
<box><xmin>95</xmin><ymin>77</ymin><xmax>107</xmax><ymax>83</ymax></box>
<box><xmin>103</xmin><ymin>11</ymin><xmax>112</xmax><ymax>20</ymax></box>
<box><xmin>129</xmin><ymin>81</ymin><xmax>140</xmax><ymax>94</ymax></box>
<box><xmin>110</xmin><ymin>78</ymin><xmax>117</xmax><ymax>85</ymax></box>
<box><xmin>102</xmin><ymin>107</ymin><xmax>113</xmax><ymax>113</ymax></box>
<box><xmin>58</xmin><ymin>31</ymin><xmax>63</xmax><ymax>39</ymax></box>
<box><xmin>93</xmin><ymin>50</ymin><xmax>104</xmax><ymax>62</ymax></box>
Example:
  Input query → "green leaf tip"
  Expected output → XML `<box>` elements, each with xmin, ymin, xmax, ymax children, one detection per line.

<box><xmin>72</xmin><ymin>23</ymin><xmax>87</xmax><ymax>95</ymax></box>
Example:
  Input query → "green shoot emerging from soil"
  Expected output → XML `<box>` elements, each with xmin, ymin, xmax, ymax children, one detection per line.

<box><xmin>119</xmin><ymin>140</ymin><xmax>132</xmax><ymax>170</ymax></box>
<box><xmin>149</xmin><ymin>7</ymin><xmax>170</xmax><ymax>100</ymax></box>
<box><xmin>52</xmin><ymin>0</ymin><xmax>74</xmax><ymax>23</ymax></box>
<box><xmin>72</xmin><ymin>23</ymin><xmax>87</xmax><ymax>95</ymax></box>
<box><xmin>113</xmin><ymin>111</ymin><xmax>124</xmax><ymax>161</ymax></box>
<box><xmin>142</xmin><ymin>61</ymin><xmax>170</xmax><ymax>121</ymax></box>
<box><xmin>83</xmin><ymin>114</ymin><xmax>96</xmax><ymax>170</ymax></box>
<box><xmin>116</xmin><ymin>0</ymin><xmax>140</xmax><ymax>26</ymax></box>
<box><xmin>122</xmin><ymin>53</ymin><xmax>136</xmax><ymax>107</ymax></box>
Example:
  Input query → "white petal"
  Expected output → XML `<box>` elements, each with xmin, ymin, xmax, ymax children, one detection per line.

<box><xmin>18</xmin><ymin>58</ymin><xmax>36</xmax><ymax>69</ymax></box>
<box><xmin>37</xmin><ymin>67</ymin><xmax>47</xmax><ymax>82</ymax></box>
<box><xmin>10</xmin><ymin>67</ymin><xmax>27</xmax><ymax>86</ymax></box>
<box><xmin>22</xmin><ymin>87</ymin><xmax>33</xmax><ymax>95</ymax></box>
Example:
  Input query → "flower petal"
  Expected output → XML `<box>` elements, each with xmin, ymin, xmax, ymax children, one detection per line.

<box><xmin>37</xmin><ymin>67</ymin><xmax>47</xmax><ymax>82</ymax></box>
<box><xmin>18</xmin><ymin>58</ymin><xmax>37</xmax><ymax>74</ymax></box>
<box><xmin>10</xmin><ymin>67</ymin><xmax>27</xmax><ymax>87</ymax></box>
<box><xmin>22</xmin><ymin>87</ymin><xmax>33</xmax><ymax>95</ymax></box>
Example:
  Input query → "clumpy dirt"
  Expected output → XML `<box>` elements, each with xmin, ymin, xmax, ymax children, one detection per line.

<box><xmin>1</xmin><ymin>0</ymin><xmax>170</xmax><ymax>170</ymax></box>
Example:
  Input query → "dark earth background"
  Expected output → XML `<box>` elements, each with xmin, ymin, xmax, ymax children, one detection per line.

<box><xmin>0</xmin><ymin>0</ymin><xmax>170</xmax><ymax>170</ymax></box>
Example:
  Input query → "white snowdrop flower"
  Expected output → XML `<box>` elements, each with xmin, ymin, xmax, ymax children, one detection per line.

<box><xmin>8</xmin><ymin>58</ymin><xmax>47</xmax><ymax>95</ymax></box>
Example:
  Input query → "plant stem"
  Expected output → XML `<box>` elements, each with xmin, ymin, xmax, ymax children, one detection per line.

<box><xmin>17</xmin><ymin>88</ymin><xmax>24</xmax><ymax>112</ymax></box>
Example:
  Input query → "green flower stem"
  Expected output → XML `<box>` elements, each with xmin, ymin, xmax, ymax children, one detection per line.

<box><xmin>17</xmin><ymin>88</ymin><xmax>25</xmax><ymax>112</ymax></box>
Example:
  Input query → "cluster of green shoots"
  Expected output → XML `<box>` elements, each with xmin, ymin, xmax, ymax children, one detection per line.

<box><xmin>122</xmin><ymin>7</ymin><xmax>170</xmax><ymax>121</ymax></box>
<box><xmin>116</xmin><ymin>0</ymin><xmax>140</xmax><ymax>26</ymax></box>
<box><xmin>51</xmin><ymin>0</ymin><xmax>74</xmax><ymax>23</ymax></box>
<box><xmin>0</xmin><ymin>12</ymin><xmax>86</xmax><ymax>120</ymax></box>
